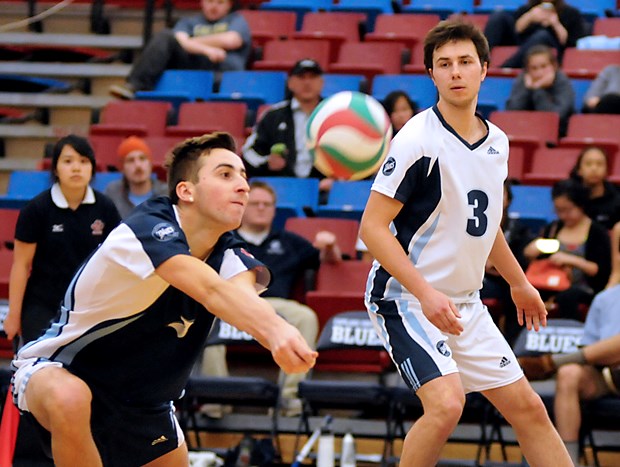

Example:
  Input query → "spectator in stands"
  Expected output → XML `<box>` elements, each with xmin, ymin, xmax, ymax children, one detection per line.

<box><xmin>382</xmin><ymin>90</ymin><xmax>417</xmax><ymax>135</ymax></box>
<box><xmin>484</xmin><ymin>0</ymin><xmax>585</xmax><ymax>68</ymax></box>
<box><xmin>104</xmin><ymin>136</ymin><xmax>168</xmax><ymax>218</ymax></box>
<box><xmin>568</xmin><ymin>146</ymin><xmax>620</xmax><ymax>230</ymax></box>
<box><xmin>109</xmin><ymin>0</ymin><xmax>251</xmax><ymax>100</ymax></box>
<box><xmin>3</xmin><ymin>135</ymin><xmax>120</xmax><ymax>466</ymax></box>
<box><xmin>242</xmin><ymin>59</ymin><xmax>334</xmax><ymax>200</ymax></box>
<box><xmin>518</xmin><ymin>288</ymin><xmax>620</xmax><ymax>465</ymax></box>
<box><xmin>203</xmin><ymin>180</ymin><xmax>341</xmax><ymax>417</ymax></box>
<box><xmin>608</xmin><ymin>221</ymin><xmax>620</xmax><ymax>288</ymax></box>
<box><xmin>506</xmin><ymin>44</ymin><xmax>575</xmax><ymax>137</ymax></box>
<box><xmin>583</xmin><ymin>64</ymin><xmax>620</xmax><ymax>114</ymax></box>
<box><xmin>4</xmin><ymin>135</ymin><xmax>120</xmax><ymax>346</ymax></box>
<box><xmin>524</xmin><ymin>179</ymin><xmax>611</xmax><ymax>321</ymax></box>
<box><xmin>481</xmin><ymin>179</ymin><xmax>535</xmax><ymax>345</ymax></box>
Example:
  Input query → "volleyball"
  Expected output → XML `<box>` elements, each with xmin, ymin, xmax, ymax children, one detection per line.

<box><xmin>306</xmin><ymin>91</ymin><xmax>393</xmax><ymax>181</ymax></box>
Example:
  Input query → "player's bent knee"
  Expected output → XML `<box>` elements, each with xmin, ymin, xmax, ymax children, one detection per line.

<box><xmin>556</xmin><ymin>363</ymin><xmax>583</xmax><ymax>389</ymax></box>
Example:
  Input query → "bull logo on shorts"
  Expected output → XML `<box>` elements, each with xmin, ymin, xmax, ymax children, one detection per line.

<box><xmin>436</xmin><ymin>340</ymin><xmax>451</xmax><ymax>357</ymax></box>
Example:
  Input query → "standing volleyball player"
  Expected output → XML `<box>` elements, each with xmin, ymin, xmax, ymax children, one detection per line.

<box><xmin>360</xmin><ymin>21</ymin><xmax>572</xmax><ymax>466</ymax></box>
<box><xmin>11</xmin><ymin>132</ymin><xmax>317</xmax><ymax>466</ymax></box>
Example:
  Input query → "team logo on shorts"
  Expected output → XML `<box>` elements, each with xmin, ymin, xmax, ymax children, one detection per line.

<box><xmin>436</xmin><ymin>340</ymin><xmax>451</xmax><ymax>357</ymax></box>
<box><xmin>152</xmin><ymin>222</ymin><xmax>179</xmax><ymax>242</ymax></box>
<box><xmin>382</xmin><ymin>157</ymin><xmax>396</xmax><ymax>175</ymax></box>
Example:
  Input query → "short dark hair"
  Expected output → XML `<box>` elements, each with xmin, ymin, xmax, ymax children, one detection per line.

<box><xmin>423</xmin><ymin>20</ymin><xmax>490</xmax><ymax>73</ymax></box>
<box><xmin>51</xmin><ymin>134</ymin><xmax>96</xmax><ymax>181</ymax></box>
<box><xmin>166</xmin><ymin>132</ymin><xmax>237</xmax><ymax>203</ymax></box>
<box><xmin>551</xmin><ymin>179</ymin><xmax>590</xmax><ymax>210</ymax></box>
<box><xmin>249</xmin><ymin>180</ymin><xmax>277</xmax><ymax>203</ymax></box>
<box><xmin>382</xmin><ymin>90</ymin><xmax>418</xmax><ymax>116</ymax></box>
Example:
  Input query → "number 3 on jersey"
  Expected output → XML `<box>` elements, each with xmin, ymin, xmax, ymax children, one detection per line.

<box><xmin>467</xmin><ymin>190</ymin><xmax>488</xmax><ymax>237</ymax></box>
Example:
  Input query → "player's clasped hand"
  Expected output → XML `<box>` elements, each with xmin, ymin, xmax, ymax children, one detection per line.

<box><xmin>271</xmin><ymin>328</ymin><xmax>318</xmax><ymax>374</ymax></box>
<box><xmin>420</xmin><ymin>288</ymin><xmax>464</xmax><ymax>336</ymax></box>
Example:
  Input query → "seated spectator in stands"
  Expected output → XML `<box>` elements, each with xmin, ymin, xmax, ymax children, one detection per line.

<box><xmin>506</xmin><ymin>44</ymin><xmax>575</xmax><ymax>137</ymax></box>
<box><xmin>583</xmin><ymin>64</ymin><xmax>620</xmax><ymax>114</ymax></box>
<box><xmin>523</xmin><ymin>179</ymin><xmax>611</xmax><ymax>321</ymax></box>
<box><xmin>202</xmin><ymin>180</ymin><xmax>341</xmax><ymax>417</ymax></box>
<box><xmin>242</xmin><ymin>59</ymin><xmax>334</xmax><ymax>200</ymax></box>
<box><xmin>109</xmin><ymin>0</ymin><xmax>251</xmax><ymax>100</ymax></box>
<box><xmin>382</xmin><ymin>90</ymin><xmax>417</xmax><ymax>135</ymax></box>
<box><xmin>518</xmin><ymin>287</ymin><xmax>620</xmax><ymax>465</ymax></box>
<box><xmin>104</xmin><ymin>136</ymin><xmax>168</xmax><ymax>218</ymax></box>
<box><xmin>484</xmin><ymin>0</ymin><xmax>585</xmax><ymax>68</ymax></box>
<box><xmin>481</xmin><ymin>179</ymin><xmax>535</xmax><ymax>345</ymax></box>
<box><xmin>568</xmin><ymin>146</ymin><xmax>620</xmax><ymax>230</ymax></box>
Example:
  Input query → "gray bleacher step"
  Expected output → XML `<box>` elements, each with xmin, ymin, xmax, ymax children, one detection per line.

<box><xmin>0</xmin><ymin>62</ymin><xmax>131</xmax><ymax>78</ymax></box>
<box><xmin>0</xmin><ymin>32</ymin><xmax>143</xmax><ymax>50</ymax></box>
<box><xmin>0</xmin><ymin>92</ymin><xmax>110</xmax><ymax>109</ymax></box>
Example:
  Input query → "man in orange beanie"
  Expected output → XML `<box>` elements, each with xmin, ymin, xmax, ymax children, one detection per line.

<box><xmin>104</xmin><ymin>136</ymin><xmax>168</xmax><ymax>218</ymax></box>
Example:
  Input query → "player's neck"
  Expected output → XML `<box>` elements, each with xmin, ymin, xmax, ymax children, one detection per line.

<box><xmin>437</xmin><ymin>99</ymin><xmax>485</xmax><ymax>144</ymax></box>
<box><xmin>177</xmin><ymin>206</ymin><xmax>226</xmax><ymax>260</ymax></box>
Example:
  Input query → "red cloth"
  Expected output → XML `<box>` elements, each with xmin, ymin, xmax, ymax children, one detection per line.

<box><xmin>0</xmin><ymin>385</ymin><xmax>18</xmax><ymax>467</ymax></box>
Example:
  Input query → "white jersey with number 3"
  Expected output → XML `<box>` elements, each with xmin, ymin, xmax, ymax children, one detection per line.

<box><xmin>367</xmin><ymin>106</ymin><xmax>509</xmax><ymax>304</ymax></box>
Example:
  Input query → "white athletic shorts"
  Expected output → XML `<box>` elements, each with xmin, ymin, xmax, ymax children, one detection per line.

<box><xmin>367</xmin><ymin>299</ymin><xmax>523</xmax><ymax>393</ymax></box>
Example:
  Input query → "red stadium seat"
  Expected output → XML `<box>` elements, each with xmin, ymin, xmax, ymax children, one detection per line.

<box><xmin>559</xmin><ymin>114</ymin><xmax>620</xmax><ymax>159</ymax></box>
<box><xmin>89</xmin><ymin>101</ymin><xmax>173</xmax><ymax>137</ymax></box>
<box><xmin>293</xmin><ymin>12</ymin><xmax>366</xmax><ymax>63</ymax></box>
<box><xmin>252</xmin><ymin>39</ymin><xmax>330</xmax><ymax>71</ymax></box>
<box><xmin>284</xmin><ymin>217</ymin><xmax>360</xmax><ymax>260</ymax></box>
<box><xmin>487</xmin><ymin>46</ymin><xmax>520</xmax><ymax>77</ymax></box>
<box><xmin>305</xmin><ymin>260</ymin><xmax>370</xmax><ymax>331</ymax></box>
<box><xmin>365</xmin><ymin>13</ymin><xmax>440</xmax><ymax>49</ymax></box>
<box><xmin>561</xmin><ymin>49</ymin><xmax>620</xmax><ymax>79</ymax></box>
<box><xmin>490</xmin><ymin>110</ymin><xmax>560</xmax><ymax>163</ymax></box>
<box><xmin>328</xmin><ymin>42</ymin><xmax>404</xmax><ymax>86</ymax></box>
<box><xmin>0</xmin><ymin>209</ymin><xmax>19</xmax><ymax>251</ymax></box>
<box><xmin>522</xmin><ymin>147</ymin><xmax>582</xmax><ymax>186</ymax></box>
<box><xmin>166</xmin><ymin>101</ymin><xmax>248</xmax><ymax>139</ymax></box>
<box><xmin>592</xmin><ymin>17</ymin><xmax>620</xmax><ymax>37</ymax></box>
<box><xmin>240</xmin><ymin>9</ymin><xmax>297</xmax><ymax>49</ymax></box>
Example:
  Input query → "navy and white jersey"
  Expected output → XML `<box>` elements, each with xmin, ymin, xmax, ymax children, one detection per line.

<box><xmin>14</xmin><ymin>197</ymin><xmax>269</xmax><ymax>406</ymax></box>
<box><xmin>367</xmin><ymin>105</ymin><xmax>509</xmax><ymax>304</ymax></box>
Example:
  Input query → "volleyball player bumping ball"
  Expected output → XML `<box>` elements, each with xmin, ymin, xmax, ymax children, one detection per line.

<box><xmin>10</xmin><ymin>132</ymin><xmax>317</xmax><ymax>466</ymax></box>
<box><xmin>315</xmin><ymin>21</ymin><xmax>574</xmax><ymax>467</ymax></box>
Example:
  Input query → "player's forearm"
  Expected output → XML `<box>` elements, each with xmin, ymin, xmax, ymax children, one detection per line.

<box><xmin>489</xmin><ymin>229</ymin><xmax>529</xmax><ymax>287</ymax></box>
<box><xmin>192</xmin><ymin>31</ymin><xmax>242</xmax><ymax>50</ymax></box>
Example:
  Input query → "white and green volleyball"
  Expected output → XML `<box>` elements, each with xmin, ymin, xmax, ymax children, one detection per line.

<box><xmin>306</xmin><ymin>91</ymin><xmax>393</xmax><ymax>181</ymax></box>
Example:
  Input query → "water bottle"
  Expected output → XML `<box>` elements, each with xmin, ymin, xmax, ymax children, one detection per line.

<box><xmin>317</xmin><ymin>424</ymin><xmax>335</xmax><ymax>467</ymax></box>
<box><xmin>235</xmin><ymin>434</ymin><xmax>253</xmax><ymax>467</ymax></box>
<box><xmin>340</xmin><ymin>432</ymin><xmax>356</xmax><ymax>467</ymax></box>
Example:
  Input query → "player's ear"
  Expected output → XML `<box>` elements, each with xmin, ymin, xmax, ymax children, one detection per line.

<box><xmin>176</xmin><ymin>181</ymin><xmax>194</xmax><ymax>203</ymax></box>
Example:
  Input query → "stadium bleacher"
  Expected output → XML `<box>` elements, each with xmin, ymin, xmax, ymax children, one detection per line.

<box><xmin>0</xmin><ymin>1</ymin><xmax>619</xmax><ymax>464</ymax></box>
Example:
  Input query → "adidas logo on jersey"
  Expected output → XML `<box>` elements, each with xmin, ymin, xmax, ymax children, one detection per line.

<box><xmin>500</xmin><ymin>356</ymin><xmax>511</xmax><ymax>368</ymax></box>
<box><xmin>487</xmin><ymin>146</ymin><xmax>500</xmax><ymax>155</ymax></box>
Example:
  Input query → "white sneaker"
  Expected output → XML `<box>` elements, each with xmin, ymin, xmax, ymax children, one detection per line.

<box><xmin>109</xmin><ymin>83</ymin><xmax>135</xmax><ymax>100</ymax></box>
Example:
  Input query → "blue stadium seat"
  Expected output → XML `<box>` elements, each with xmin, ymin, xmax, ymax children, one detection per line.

<box><xmin>372</xmin><ymin>74</ymin><xmax>438</xmax><ymax>111</ymax></box>
<box><xmin>474</xmin><ymin>0</ymin><xmax>522</xmax><ymax>13</ymax></box>
<box><xmin>134</xmin><ymin>70</ymin><xmax>214</xmax><ymax>110</ymax></box>
<box><xmin>508</xmin><ymin>185</ymin><xmax>555</xmax><ymax>234</ymax></box>
<box><xmin>90</xmin><ymin>172</ymin><xmax>123</xmax><ymax>193</ymax></box>
<box><xmin>212</xmin><ymin>71</ymin><xmax>287</xmax><ymax>112</ymax></box>
<box><xmin>564</xmin><ymin>0</ymin><xmax>616</xmax><ymax>21</ymax></box>
<box><xmin>571</xmin><ymin>78</ymin><xmax>593</xmax><ymax>113</ymax></box>
<box><xmin>250</xmin><ymin>176</ymin><xmax>320</xmax><ymax>228</ymax></box>
<box><xmin>0</xmin><ymin>170</ymin><xmax>51</xmax><ymax>209</ymax></box>
<box><xmin>403</xmin><ymin>0</ymin><xmax>474</xmax><ymax>19</ymax></box>
<box><xmin>317</xmin><ymin>180</ymin><xmax>373</xmax><ymax>221</ymax></box>
<box><xmin>329</xmin><ymin>0</ymin><xmax>394</xmax><ymax>32</ymax></box>
<box><xmin>322</xmin><ymin>74</ymin><xmax>365</xmax><ymax>96</ymax></box>
<box><xmin>477</xmin><ymin>76</ymin><xmax>515</xmax><ymax>118</ymax></box>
